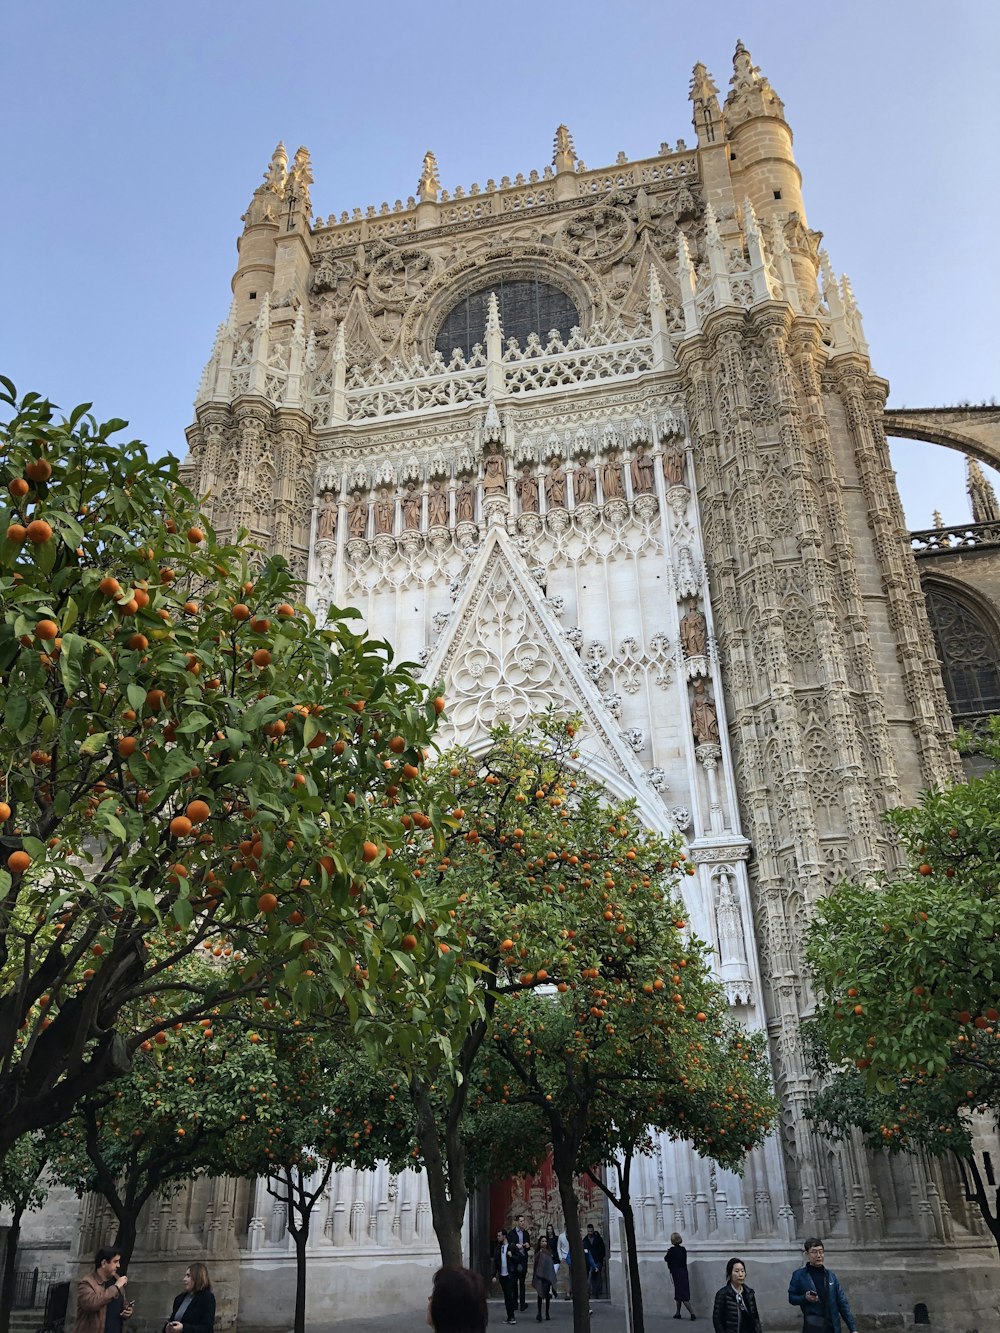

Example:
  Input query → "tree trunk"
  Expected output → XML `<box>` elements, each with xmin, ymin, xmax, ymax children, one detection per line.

<box><xmin>112</xmin><ymin>1208</ymin><xmax>139</xmax><ymax>1269</ymax></box>
<box><xmin>292</xmin><ymin>1222</ymin><xmax>309</xmax><ymax>1333</ymax></box>
<box><xmin>619</xmin><ymin>1185</ymin><xmax>644</xmax><ymax>1333</ymax></box>
<box><xmin>0</xmin><ymin>1207</ymin><xmax>23</xmax><ymax>1333</ymax></box>
<box><xmin>411</xmin><ymin>1076</ymin><xmax>466</xmax><ymax>1266</ymax></box>
<box><xmin>552</xmin><ymin>1140</ymin><xmax>590</xmax><ymax>1333</ymax></box>
<box><xmin>955</xmin><ymin>1151</ymin><xmax>1000</xmax><ymax>1259</ymax></box>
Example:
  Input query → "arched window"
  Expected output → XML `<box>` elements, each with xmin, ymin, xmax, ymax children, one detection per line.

<box><xmin>922</xmin><ymin>580</ymin><xmax>1000</xmax><ymax>722</ymax></box>
<box><xmin>435</xmin><ymin>280</ymin><xmax>580</xmax><ymax>361</ymax></box>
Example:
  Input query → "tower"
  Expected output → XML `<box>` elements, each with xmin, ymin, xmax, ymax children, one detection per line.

<box><xmin>173</xmin><ymin>40</ymin><xmax>997</xmax><ymax>1325</ymax></box>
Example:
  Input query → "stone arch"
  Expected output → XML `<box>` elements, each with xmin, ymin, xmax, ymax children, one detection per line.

<box><xmin>884</xmin><ymin>406</ymin><xmax>1000</xmax><ymax>472</ymax></box>
<box><xmin>920</xmin><ymin>573</ymin><xmax>1000</xmax><ymax>724</ymax></box>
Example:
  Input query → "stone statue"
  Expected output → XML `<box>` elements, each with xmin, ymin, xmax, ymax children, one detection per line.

<box><xmin>574</xmin><ymin>460</ymin><xmax>596</xmax><ymax>504</ymax></box>
<box><xmin>691</xmin><ymin>678</ymin><xmax>720</xmax><ymax>744</ymax></box>
<box><xmin>680</xmin><ymin>604</ymin><xmax>708</xmax><ymax>658</ymax></box>
<box><xmin>402</xmin><ymin>484</ymin><xmax>422</xmax><ymax>531</ymax></box>
<box><xmin>374</xmin><ymin>488</ymin><xmax>395</xmax><ymax>535</ymax></box>
<box><xmin>427</xmin><ymin>479</ymin><xmax>448</xmax><ymax>527</ymax></box>
<box><xmin>456</xmin><ymin>477</ymin><xmax>475</xmax><ymax>523</ymax></box>
<box><xmin>545</xmin><ymin>461</ymin><xmax>566</xmax><ymax>509</ymax></box>
<box><xmin>348</xmin><ymin>491</ymin><xmax>368</xmax><ymax>539</ymax></box>
<box><xmin>517</xmin><ymin>465</ymin><xmax>538</xmax><ymax>513</ymax></box>
<box><xmin>630</xmin><ymin>443</ymin><xmax>654</xmax><ymax>494</ymax></box>
<box><xmin>483</xmin><ymin>446</ymin><xmax>506</xmax><ymax>494</ymax></box>
<box><xmin>316</xmin><ymin>490</ymin><xmax>338</xmax><ymax>541</ymax></box>
<box><xmin>601</xmin><ymin>457</ymin><xmax>624</xmax><ymax>499</ymax></box>
<box><xmin>663</xmin><ymin>443</ymin><xmax>686</xmax><ymax>487</ymax></box>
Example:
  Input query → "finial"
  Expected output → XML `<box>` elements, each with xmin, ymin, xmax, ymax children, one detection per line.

<box><xmin>648</xmin><ymin>265</ymin><xmax>665</xmax><ymax>308</ymax></box>
<box><xmin>255</xmin><ymin>290</ymin><xmax>271</xmax><ymax>332</ymax></box>
<box><xmin>704</xmin><ymin>202</ymin><xmax>723</xmax><ymax>250</ymax></box>
<box><xmin>840</xmin><ymin>273</ymin><xmax>869</xmax><ymax>355</ymax></box>
<box><xmin>333</xmin><ymin>322</ymin><xmax>346</xmax><ymax>362</ymax></box>
<box><xmin>483</xmin><ymin>399</ymin><xmax>503</xmax><ymax>444</ymax></box>
<box><xmin>418</xmin><ymin>150</ymin><xmax>440</xmax><ymax>203</ymax></box>
<box><xmin>288</xmin><ymin>147</ymin><xmax>314</xmax><ymax>215</ymax></box>
<box><xmin>485</xmin><ymin>290</ymin><xmax>502</xmax><ymax>336</ymax></box>
<box><xmin>689</xmin><ymin>62</ymin><xmax>719</xmax><ymax>102</ymax></box>
<box><xmin>725</xmin><ymin>39</ymin><xmax>785</xmax><ymax>119</ymax></box>
<box><xmin>552</xmin><ymin>124</ymin><xmax>578</xmax><ymax>173</ymax></box>
<box><xmin>932</xmin><ymin>509</ymin><xmax>944</xmax><ymax>529</ymax></box>
<box><xmin>264</xmin><ymin>142</ymin><xmax>288</xmax><ymax>193</ymax></box>
<box><xmin>291</xmin><ymin>306</ymin><xmax>306</xmax><ymax>351</ymax></box>
<box><xmin>967</xmin><ymin>456</ymin><xmax>1000</xmax><ymax>523</ymax></box>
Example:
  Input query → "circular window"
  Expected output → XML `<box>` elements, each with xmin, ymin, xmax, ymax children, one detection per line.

<box><xmin>435</xmin><ymin>279</ymin><xmax>580</xmax><ymax>361</ymax></box>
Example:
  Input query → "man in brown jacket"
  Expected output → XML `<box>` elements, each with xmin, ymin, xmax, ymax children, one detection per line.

<box><xmin>74</xmin><ymin>1247</ymin><xmax>130</xmax><ymax>1333</ymax></box>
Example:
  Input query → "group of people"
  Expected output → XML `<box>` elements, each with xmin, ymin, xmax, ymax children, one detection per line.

<box><xmin>74</xmin><ymin>1248</ymin><xmax>216</xmax><ymax>1333</ymax></box>
<box><xmin>492</xmin><ymin>1217</ymin><xmax>607</xmax><ymax>1325</ymax></box>
<box><xmin>665</xmin><ymin>1236</ymin><xmax>858</xmax><ymax>1333</ymax></box>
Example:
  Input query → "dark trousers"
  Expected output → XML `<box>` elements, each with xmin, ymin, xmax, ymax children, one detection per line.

<box><xmin>536</xmin><ymin>1291</ymin><xmax>552</xmax><ymax>1320</ymax></box>
<box><xmin>516</xmin><ymin>1270</ymin><xmax>527</xmax><ymax>1309</ymax></box>
<box><xmin>499</xmin><ymin>1275</ymin><xmax>517</xmax><ymax>1321</ymax></box>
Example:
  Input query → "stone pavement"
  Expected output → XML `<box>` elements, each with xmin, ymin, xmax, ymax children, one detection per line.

<box><xmin>286</xmin><ymin>1295</ymin><xmax>694</xmax><ymax>1333</ymax></box>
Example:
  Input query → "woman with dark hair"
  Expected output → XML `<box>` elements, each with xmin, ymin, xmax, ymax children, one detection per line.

<box><xmin>428</xmin><ymin>1266</ymin><xmax>488</xmax><ymax>1333</ymax></box>
<box><xmin>165</xmin><ymin>1263</ymin><xmax>216</xmax><ymax>1333</ymax></box>
<box><xmin>665</xmin><ymin>1232</ymin><xmax>696</xmax><ymax>1320</ymax></box>
<box><xmin>712</xmin><ymin>1259</ymin><xmax>762</xmax><ymax>1333</ymax></box>
<box><xmin>532</xmin><ymin>1237</ymin><xmax>557</xmax><ymax>1322</ymax></box>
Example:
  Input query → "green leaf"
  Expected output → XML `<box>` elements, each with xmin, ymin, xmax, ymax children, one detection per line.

<box><xmin>79</xmin><ymin>731</ymin><xmax>109</xmax><ymax>757</ymax></box>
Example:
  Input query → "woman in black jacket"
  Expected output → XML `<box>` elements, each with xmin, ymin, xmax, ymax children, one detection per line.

<box><xmin>712</xmin><ymin>1259</ymin><xmax>762</xmax><ymax>1333</ymax></box>
<box><xmin>164</xmin><ymin>1263</ymin><xmax>216</xmax><ymax>1333</ymax></box>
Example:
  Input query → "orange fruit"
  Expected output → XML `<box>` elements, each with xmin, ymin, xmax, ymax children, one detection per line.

<box><xmin>232</xmin><ymin>603</ymin><xmax>251</xmax><ymax>620</ymax></box>
<box><xmin>35</xmin><ymin>619</ymin><xmax>58</xmax><ymax>641</ymax></box>
<box><xmin>276</xmin><ymin>603</ymin><xmax>295</xmax><ymax>618</ymax></box>
<box><xmin>169</xmin><ymin>816</ymin><xmax>194</xmax><ymax>838</ymax></box>
<box><xmin>25</xmin><ymin>458</ymin><xmax>52</xmax><ymax>483</ymax></box>
<box><xmin>401</xmin><ymin>933</ymin><xmax>418</xmax><ymax>951</ymax></box>
<box><xmin>8</xmin><ymin>478</ymin><xmax>29</xmax><ymax>498</ymax></box>
<box><xmin>389</xmin><ymin>736</ymin><xmax>406</xmax><ymax>754</ymax></box>
<box><xmin>252</xmin><ymin>648</ymin><xmax>272</xmax><ymax>667</ymax></box>
<box><xmin>127</xmin><ymin>633</ymin><xmax>148</xmax><ymax>651</ymax></box>
<box><xmin>98</xmin><ymin>576</ymin><xmax>122</xmax><ymax>596</ymax></box>
<box><xmin>433</xmin><ymin>696</ymin><xmax>446</xmax><ymax>714</ymax></box>
<box><xmin>186</xmin><ymin>800</ymin><xmax>211</xmax><ymax>824</ymax></box>
<box><xmin>362</xmin><ymin>841</ymin><xmax>380</xmax><ymax>862</ymax></box>
<box><xmin>25</xmin><ymin>519</ymin><xmax>53</xmax><ymax>544</ymax></box>
<box><xmin>7</xmin><ymin>850</ymin><xmax>31</xmax><ymax>874</ymax></box>
<box><xmin>6</xmin><ymin>523</ymin><xmax>27</xmax><ymax>542</ymax></box>
<box><xmin>257</xmin><ymin>892</ymin><xmax>278</xmax><ymax>913</ymax></box>
<box><xmin>117</xmin><ymin>737</ymin><xmax>139</xmax><ymax>758</ymax></box>
<box><xmin>0</xmin><ymin>802</ymin><xmax>10</xmax><ymax>822</ymax></box>
<box><xmin>187</xmin><ymin>526</ymin><xmax>205</xmax><ymax>543</ymax></box>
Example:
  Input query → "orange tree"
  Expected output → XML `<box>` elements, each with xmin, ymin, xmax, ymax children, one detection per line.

<box><xmin>0</xmin><ymin>1130</ymin><xmax>51</xmax><ymax>1333</ymax></box>
<box><xmin>0</xmin><ymin>381</ymin><xmax>463</xmax><ymax>1156</ymax></box>
<box><xmin>365</xmin><ymin>713</ymin><xmax>754</xmax><ymax>1289</ymax></box>
<box><xmin>46</xmin><ymin>967</ymin><xmax>280</xmax><ymax>1266</ymax></box>
<box><xmin>805</xmin><ymin>719</ymin><xmax>1000</xmax><ymax>1255</ymax></box>
<box><xmin>486</xmin><ymin>965</ymin><xmax>775</xmax><ymax>1332</ymax></box>
<box><xmin>216</xmin><ymin>1026</ymin><xmax>418</xmax><ymax>1333</ymax></box>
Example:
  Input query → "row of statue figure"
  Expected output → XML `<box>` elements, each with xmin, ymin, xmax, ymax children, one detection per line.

<box><xmin>315</xmin><ymin>441</ymin><xmax>689</xmax><ymax>541</ymax></box>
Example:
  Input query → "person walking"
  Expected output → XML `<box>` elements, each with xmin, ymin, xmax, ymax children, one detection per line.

<box><xmin>665</xmin><ymin>1232</ymin><xmax>696</xmax><ymax>1320</ymax></box>
<box><xmin>712</xmin><ymin>1258</ymin><xmax>762</xmax><ymax>1333</ymax></box>
<box><xmin>74</xmin><ymin>1248</ymin><xmax>131</xmax><ymax>1333</ymax></box>
<box><xmin>556</xmin><ymin>1228</ymin><xmax>571</xmax><ymax>1299</ymax></box>
<box><xmin>493</xmin><ymin>1229</ymin><xmax>519</xmax><ymax>1325</ymax></box>
<box><xmin>164</xmin><ymin>1262</ymin><xmax>216</xmax><ymax>1333</ymax></box>
<box><xmin>582</xmin><ymin>1224</ymin><xmax>606</xmax><ymax>1298</ymax></box>
<box><xmin>788</xmin><ymin>1239</ymin><xmax>857</xmax><ymax>1333</ymax></box>
<box><xmin>508</xmin><ymin>1215</ymin><xmax>531</xmax><ymax>1311</ymax></box>
<box><xmin>532</xmin><ymin>1238</ymin><xmax>557</xmax><ymax>1323</ymax></box>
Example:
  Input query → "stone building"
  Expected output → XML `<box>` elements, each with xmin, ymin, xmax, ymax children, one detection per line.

<box><xmin>9</xmin><ymin>40</ymin><xmax>1000</xmax><ymax>1332</ymax></box>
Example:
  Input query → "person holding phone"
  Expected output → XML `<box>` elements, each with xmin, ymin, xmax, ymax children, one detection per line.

<box><xmin>74</xmin><ymin>1248</ymin><xmax>131</xmax><ymax>1333</ymax></box>
<box><xmin>164</xmin><ymin>1263</ymin><xmax>216</xmax><ymax>1333</ymax></box>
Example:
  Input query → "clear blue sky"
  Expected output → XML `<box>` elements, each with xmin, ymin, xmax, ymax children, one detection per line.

<box><xmin>3</xmin><ymin>1</ymin><xmax>997</xmax><ymax>526</ymax></box>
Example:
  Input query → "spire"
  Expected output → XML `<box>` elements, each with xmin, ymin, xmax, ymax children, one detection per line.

<box><xmin>485</xmin><ymin>292</ymin><xmax>503</xmax><ymax>396</ymax></box>
<box><xmin>725</xmin><ymin>40</ymin><xmax>785</xmax><ymax>122</ymax></box>
<box><xmin>819</xmin><ymin>251</ymin><xmax>852</xmax><ymax>354</ymax></box>
<box><xmin>840</xmin><ymin>274</ymin><xmax>869</xmax><ymax>356</ymax></box>
<box><xmin>552</xmin><ymin>124</ymin><xmax>578</xmax><ymax>174</ymax></box>
<box><xmin>418</xmin><ymin>150</ymin><xmax>440</xmax><ymax>203</ymax></box>
<box><xmin>742</xmin><ymin>198</ymin><xmax>777</xmax><ymax>303</ymax></box>
<box><xmin>932</xmin><ymin>509</ymin><xmax>945</xmax><ymax>530</ymax></box>
<box><xmin>689</xmin><ymin>62</ymin><xmax>723</xmax><ymax>145</ymax></box>
<box><xmin>704</xmin><ymin>203</ymin><xmax>731</xmax><ymax>307</ymax></box>
<box><xmin>287</xmin><ymin>146</ymin><xmax>313</xmax><ymax>220</ymax></box>
<box><xmin>967</xmin><ymin>457</ymin><xmax>1000</xmax><ymax>523</ymax></box>
<box><xmin>263</xmin><ymin>142</ymin><xmax>288</xmax><ymax>194</ymax></box>
<box><xmin>677</xmin><ymin>233</ymin><xmax>700</xmax><ymax>335</ymax></box>
<box><xmin>648</xmin><ymin>266</ymin><xmax>676</xmax><ymax>372</ymax></box>
<box><xmin>767</xmin><ymin>216</ymin><xmax>801</xmax><ymax>313</ymax></box>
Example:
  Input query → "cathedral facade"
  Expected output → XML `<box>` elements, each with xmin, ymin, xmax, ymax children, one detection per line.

<box><xmin>11</xmin><ymin>41</ymin><xmax>999</xmax><ymax>1332</ymax></box>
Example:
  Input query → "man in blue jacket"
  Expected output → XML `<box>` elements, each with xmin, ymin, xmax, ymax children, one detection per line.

<box><xmin>788</xmin><ymin>1239</ymin><xmax>858</xmax><ymax>1333</ymax></box>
